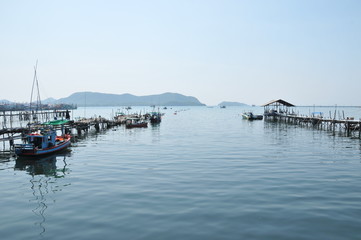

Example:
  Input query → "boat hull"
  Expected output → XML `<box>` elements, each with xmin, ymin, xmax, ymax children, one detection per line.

<box><xmin>125</xmin><ymin>122</ymin><xmax>148</xmax><ymax>129</ymax></box>
<box><xmin>242</xmin><ymin>113</ymin><xmax>263</xmax><ymax>120</ymax></box>
<box><xmin>150</xmin><ymin>117</ymin><xmax>161</xmax><ymax>124</ymax></box>
<box><xmin>15</xmin><ymin>138</ymin><xmax>71</xmax><ymax>156</ymax></box>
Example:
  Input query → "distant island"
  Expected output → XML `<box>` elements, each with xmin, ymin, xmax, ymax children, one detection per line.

<box><xmin>218</xmin><ymin>101</ymin><xmax>249</xmax><ymax>107</ymax></box>
<box><xmin>46</xmin><ymin>92</ymin><xmax>206</xmax><ymax>107</ymax></box>
<box><xmin>0</xmin><ymin>92</ymin><xmax>205</xmax><ymax>109</ymax></box>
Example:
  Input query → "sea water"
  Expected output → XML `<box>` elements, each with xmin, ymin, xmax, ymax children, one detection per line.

<box><xmin>1</xmin><ymin>106</ymin><xmax>361</xmax><ymax>240</ymax></box>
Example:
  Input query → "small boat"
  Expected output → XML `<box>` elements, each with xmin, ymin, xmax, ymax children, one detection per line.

<box><xmin>15</xmin><ymin>128</ymin><xmax>71</xmax><ymax>156</ymax></box>
<box><xmin>149</xmin><ymin>111</ymin><xmax>162</xmax><ymax>124</ymax></box>
<box><xmin>125</xmin><ymin>118</ymin><xmax>148</xmax><ymax>129</ymax></box>
<box><xmin>242</xmin><ymin>112</ymin><xmax>263</xmax><ymax>120</ymax></box>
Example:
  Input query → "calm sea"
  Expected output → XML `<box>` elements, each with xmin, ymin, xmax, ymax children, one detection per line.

<box><xmin>1</xmin><ymin>106</ymin><xmax>361</xmax><ymax>240</ymax></box>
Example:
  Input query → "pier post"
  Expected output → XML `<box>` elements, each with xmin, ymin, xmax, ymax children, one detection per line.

<box><xmin>95</xmin><ymin>122</ymin><xmax>100</xmax><ymax>131</ymax></box>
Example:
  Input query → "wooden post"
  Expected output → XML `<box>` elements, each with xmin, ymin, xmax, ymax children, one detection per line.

<box><xmin>95</xmin><ymin>122</ymin><xmax>100</xmax><ymax>131</ymax></box>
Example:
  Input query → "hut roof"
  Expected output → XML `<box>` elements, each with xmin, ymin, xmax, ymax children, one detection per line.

<box><xmin>261</xmin><ymin>99</ymin><xmax>295</xmax><ymax>107</ymax></box>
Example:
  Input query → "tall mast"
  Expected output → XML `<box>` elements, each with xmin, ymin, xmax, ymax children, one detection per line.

<box><xmin>29</xmin><ymin>60</ymin><xmax>42</xmax><ymax>121</ymax></box>
<box><xmin>35</xmin><ymin>63</ymin><xmax>42</xmax><ymax>111</ymax></box>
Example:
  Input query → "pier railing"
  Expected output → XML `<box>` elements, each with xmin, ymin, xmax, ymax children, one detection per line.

<box><xmin>264</xmin><ymin>112</ymin><xmax>361</xmax><ymax>138</ymax></box>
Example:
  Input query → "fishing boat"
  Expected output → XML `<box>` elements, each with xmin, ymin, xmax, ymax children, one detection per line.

<box><xmin>242</xmin><ymin>112</ymin><xmax>263</xmax><ymax>120</ymax></box>
<box><xmin>149</xmin><ymin>111</ymin><xmax>162</xmax><ymax>124</ymax></box>
<box><xmin>15</xmin><ymin>128</ymin><xmax>71</xmax><ymax>156</ymax></box>
<box><xmin>125</xmin><ymin>118</ymin><xmax>148</xmax><ymax>129</ymax></box>
<box><xmin>14</xmin><ymin>63</ymin><xmax>72</xmax><ymax>156</ymax></box>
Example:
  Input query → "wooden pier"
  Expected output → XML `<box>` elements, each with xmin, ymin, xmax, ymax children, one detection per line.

<box><xmin>263</xmin><ymin>99</ymin><xmax>361</xmax><ymax>138</ymax></box>
<box><xmin>0</xmin><ymin>110</ymin><xmax>124</xmax><ymax>155</ymax></box>
<box><xmin>0</xmin><ymin>109</ymin><xmax>154</xmax><ymax>155</ymax></box>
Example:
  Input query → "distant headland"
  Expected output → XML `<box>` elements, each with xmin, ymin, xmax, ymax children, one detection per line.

<box><xmin>40</xmin><ymin>92</ymin><xmax>206</xmax><ymax>107</ymax></box>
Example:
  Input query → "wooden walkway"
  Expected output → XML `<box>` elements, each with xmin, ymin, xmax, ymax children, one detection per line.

<box><xmin>0</xmin><ymin>109</ymin><xmax>151</xmax><ymax>154</ymax></box>
<box><xmin>264</xmin><ymin>113</ymin><xmax>361</xmax><ymax>138</ymax></box>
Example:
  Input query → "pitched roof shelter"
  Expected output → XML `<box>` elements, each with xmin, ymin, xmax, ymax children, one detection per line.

<box><xmin>262</xmin><ymin>99</ymin><xmax>295</xmax><ymax>117</ymax></box>
<box><xmin>261</xmin><ymin>99</ymin><xmax>295</xmax><ymax>107</ymax></box>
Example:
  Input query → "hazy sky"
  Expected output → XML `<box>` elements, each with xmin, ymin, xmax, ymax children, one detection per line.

<box><xmin>1</xmin><ymin>0</ymin><xmax>360</xmax><ymax>106</ymax></box>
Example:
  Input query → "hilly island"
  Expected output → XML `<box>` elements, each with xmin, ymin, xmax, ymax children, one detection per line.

<box><xmin>44</xmin><ymin>92</ymin><xmax>206</xmax><ymax>107</ymax></box>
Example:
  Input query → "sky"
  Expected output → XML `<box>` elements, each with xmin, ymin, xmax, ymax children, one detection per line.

<box><xmin>0</xmin><ymin>0</ymin><xmax>360</xmax><ymax>106</ymax></box>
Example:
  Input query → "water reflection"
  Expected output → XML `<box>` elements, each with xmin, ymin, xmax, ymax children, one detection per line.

<box><xmin>14</xmin><ymin>151</ymin><xmax>72</xmax><ymax>236</ymax></box>
<box><xmin>150</xmin><ymin>122</ymin><xmax>161</xmax><ymax>143</ymax></box>
<box><xmin>15</xmin><ymin>150</ymin><xmax>71</xmax><ymax>177</ymax></box>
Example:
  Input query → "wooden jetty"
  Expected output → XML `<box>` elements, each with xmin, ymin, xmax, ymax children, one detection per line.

<box><xmin>0</xmin><ymin>109</ymin><xmax>153</xmax><ymax>155</ymax></box>
<box><xmin>0</xmin><ymin>110</ymin><xmax>69</xmax><ymax>154</ymax></box>
<box><xmin>262</xmin><ymin>99</ymin><xmax>361</xmax><ymax>138</ymax></box>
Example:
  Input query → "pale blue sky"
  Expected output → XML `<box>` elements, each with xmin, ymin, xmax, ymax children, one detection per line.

<box><xmin>1</xmin><ymin>0</ymin><xmax>360</xmax><ymax>105</ymax></box>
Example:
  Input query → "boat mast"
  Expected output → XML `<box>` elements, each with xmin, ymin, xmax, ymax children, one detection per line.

<box><xmin>29</xmin><ymin>60</ymin><xmax>42</xmax><ymax>122</ymax></box>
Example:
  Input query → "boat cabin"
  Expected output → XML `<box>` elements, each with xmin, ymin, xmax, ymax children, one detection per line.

<box><xmin>27</xmin><ymin>130</ymin><xmax>57</xmax><ymax>149</ymax></box>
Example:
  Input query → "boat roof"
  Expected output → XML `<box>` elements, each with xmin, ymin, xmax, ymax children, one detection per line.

<box><xmin>43</xmin><ymin>120</ymin><xmax>69</xmax><ymax>125</ymax></box>
<box><xmin>28</xmin><ymin>134</ymin><xmax>43</xmax><ymax>137</ymax></box>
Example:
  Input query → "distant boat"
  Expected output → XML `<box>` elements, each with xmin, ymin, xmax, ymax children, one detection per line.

<box><xmin>242</xmin><ymin>112</ymin><xmax>263</xmax><ymax>120</ymax></box>
<box><xmin>149</xmin><ymin>112</ymin><xmax>162</xmax><ymax>124</ymax></box>
<box><xmin>15</xmin><ymin>121</ymin><xmax>71</xmax><ymax>156</ymax></box>
<box><xmin>125</xmin><ymin>118</ymin><xmax>148</xmax><ymax>129</ymax></box>
<box><xmin>220</xmin><ymin>106</ymin><xmax>226</xmax><ymax>108</ymax></box>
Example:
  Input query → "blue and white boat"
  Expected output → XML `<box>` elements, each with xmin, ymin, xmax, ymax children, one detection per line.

<box><xmin>15</xmin><ymin>120</ymin><xmax>71</xmax><ymax>156</ymax></box>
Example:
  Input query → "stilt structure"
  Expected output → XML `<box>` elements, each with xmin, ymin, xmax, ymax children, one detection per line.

<box><xmin>262</xmin><ymin>99</ymin><xmax>361</xmax><ymax>139</ymax></box>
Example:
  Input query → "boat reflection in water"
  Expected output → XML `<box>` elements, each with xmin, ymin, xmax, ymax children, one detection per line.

<box><xmin>14</xmin><ymin>150</ymin><xmax>72</xmax><ymax>236</ymax></box>
<box><xmin>15</xmin><ymin>150</ymin><xmax>71</xmax><ymax>177</ymax></box>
